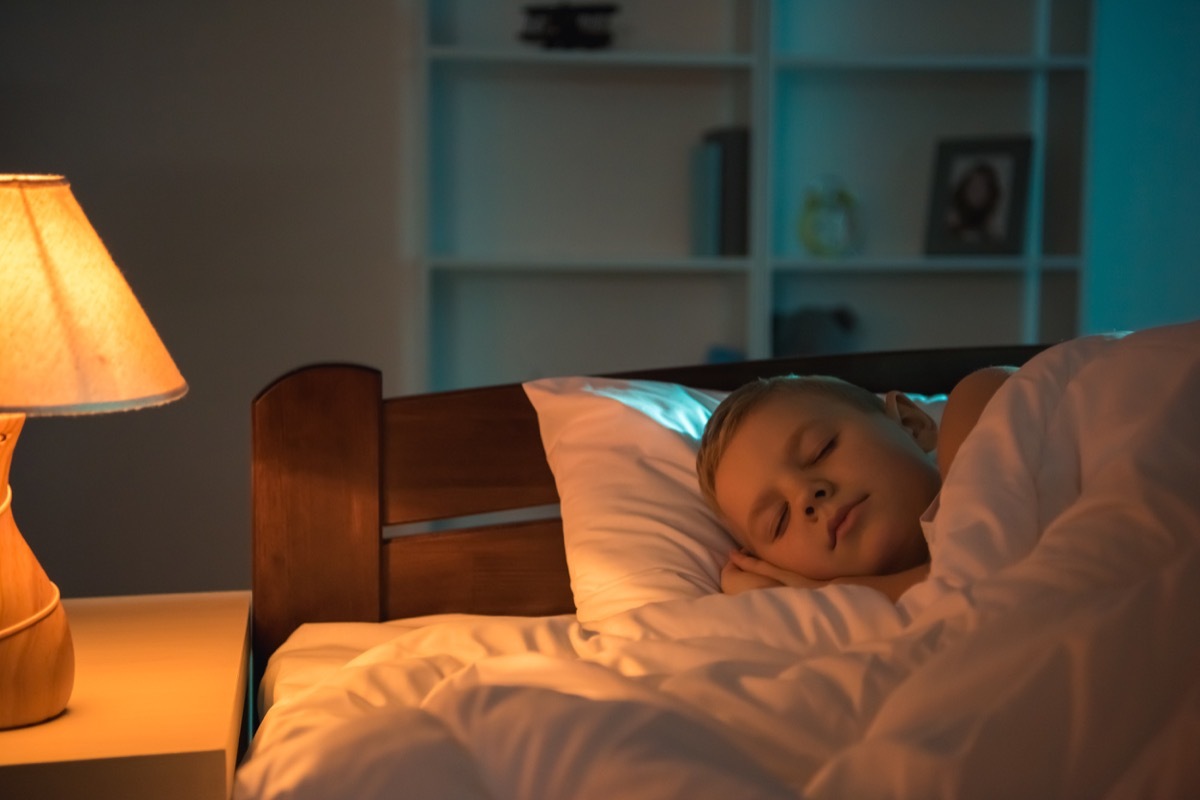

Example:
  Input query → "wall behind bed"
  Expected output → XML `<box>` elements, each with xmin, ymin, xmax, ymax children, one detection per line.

<box><xmin>1</xmin><ymin>1</ymin><xmax>421</xmax><ymax>597</ymax></box>
<box><xmin>0</xmin><ymin>1</ymin><xmax>1195</xmax><ymax>598</ymax></box>
<box><xmin>1082</xmin><ymin>0</ymin><xmax>1200</xmax><ymax>334</ymax></box>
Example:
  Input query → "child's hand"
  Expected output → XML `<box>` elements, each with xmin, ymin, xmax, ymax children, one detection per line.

<box><xmin>720</xmin><ymin>549</ymin><xmax>826</xmax><ymax>594</ymax></box>
<box><xmin>721</xmin><ymin>554</ymin><xmax>784</xmax><ymax>594</ymax></box>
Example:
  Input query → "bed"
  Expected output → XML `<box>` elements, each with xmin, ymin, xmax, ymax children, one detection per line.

<box><xmin>236</xmin><ymin>323</ymin><xmax>1200</xmax><ymax>800</ymax></box>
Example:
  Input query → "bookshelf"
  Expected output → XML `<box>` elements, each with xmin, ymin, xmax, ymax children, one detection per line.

<box><xmin>412</xmin><ymin>0</ymin><xmax>1091</xmax><ymax>390</ymax></box>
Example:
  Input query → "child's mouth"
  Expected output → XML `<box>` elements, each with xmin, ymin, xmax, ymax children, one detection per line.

<box><xmin>827</xmin><ymin>495</ymin><xmax>866</xmax><ymax>549</ymax></box>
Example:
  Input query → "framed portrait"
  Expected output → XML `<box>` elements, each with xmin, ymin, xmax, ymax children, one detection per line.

<box><xmin>924</xmin><ymin>136</ymin><xmax>1032</xmax><ymax>255</ymax></box>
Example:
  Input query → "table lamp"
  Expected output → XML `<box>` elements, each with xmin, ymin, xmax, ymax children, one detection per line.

<box><xmin>0</xmin><ymin>174</ymin><xmax>187</xmax><ymax>729</ymax></box>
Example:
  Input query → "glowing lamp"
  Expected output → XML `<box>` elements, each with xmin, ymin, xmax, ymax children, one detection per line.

<box><xmin>0</xmin><ymin>174</ymin><xmax>187</xmax><ymax>728</ymax></box>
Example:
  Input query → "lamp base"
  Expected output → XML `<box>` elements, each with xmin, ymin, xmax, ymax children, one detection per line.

<box><xmin>0</xmin><ymin>413</ymin><xmax>74</xmax><ymax>729</ymax></box>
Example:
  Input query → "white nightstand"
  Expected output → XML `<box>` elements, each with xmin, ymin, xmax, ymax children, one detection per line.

<box><xmin>0</xmin><ymin>591</ymin><xmax>250</xmax><ymax>800</ymax></box>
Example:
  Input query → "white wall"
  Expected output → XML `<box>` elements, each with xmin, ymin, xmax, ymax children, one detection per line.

<box><xmin>2</xmin><ymin>2</ymin><xmax>419</xmax><ymax>596</ymax></box>
<box><xmin>1082</xmin><ymin>0</ymin><xmax>1200</xmax><ymax>333</ymax></box>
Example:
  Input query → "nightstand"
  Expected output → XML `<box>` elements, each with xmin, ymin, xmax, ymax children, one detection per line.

<box><xmin>0</xmin><ymin>591</ymin><xmax>250</xmax><ymax>800</ymax></box>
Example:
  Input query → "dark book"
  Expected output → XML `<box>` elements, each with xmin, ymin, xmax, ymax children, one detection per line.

<box><xmin>690</xmin><ymin>138</ymin><xmax>720</xmax><ymax>256</ymax></box>
<box><xmin>702</xmin><ymin>126</ymin><xmax>750</xmax><ymax>256</ymax></box>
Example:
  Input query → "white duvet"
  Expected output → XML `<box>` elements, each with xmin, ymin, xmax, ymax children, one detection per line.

<box><xmin>236</xmin><ymin>322</ymin><xmax>1200</xmax><ymax>800</ymax></box>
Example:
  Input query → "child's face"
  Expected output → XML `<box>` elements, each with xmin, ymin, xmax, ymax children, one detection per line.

<box><xmin>713</xmin><ymin>391</ymin><xmax>940</xmax><ymax>581</ymax></box>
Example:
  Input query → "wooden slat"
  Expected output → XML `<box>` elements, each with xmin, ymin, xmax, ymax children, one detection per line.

<box><xmin>383</xmin><ymin>384</ymin><xmax>558</xmax><ymax>525</ymax></box>
<box><xmin>384</xmin><ymin>520</ymin><xmax>574</xmax><ymax>619</ymax></box>
<box><xmin>251</xmin><ymin>364</ymin><xmax>383</xmax><ymax>670</ymax></box>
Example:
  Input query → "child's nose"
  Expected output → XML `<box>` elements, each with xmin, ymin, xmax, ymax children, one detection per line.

<box><xmin>802</xmin><ymin>480</ymin><xmax>833</xmax><ymax>518</ymax></box>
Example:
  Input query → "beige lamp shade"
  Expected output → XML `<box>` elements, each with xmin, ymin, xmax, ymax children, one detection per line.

<box><xmin>0</xmin><ymin>174</ymin><xmax>187</xmax><ymax>414</ymax></box>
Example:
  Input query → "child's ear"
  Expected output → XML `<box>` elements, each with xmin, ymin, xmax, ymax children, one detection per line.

<box><xmin>883</xmin><ymin>391</ymin><xmax>938</xmax><ymax>453</ymax></box>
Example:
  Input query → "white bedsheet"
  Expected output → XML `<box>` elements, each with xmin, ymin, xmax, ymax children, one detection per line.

<box><xmin>236</xmin><ymin>322</ymin><xmax>1200</xmax><ymax>800</ymax></box>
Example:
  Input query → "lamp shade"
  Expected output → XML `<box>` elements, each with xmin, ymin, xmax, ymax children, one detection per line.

<box><xmin>0</xmin><ymin>174</ymin><xmax>187</xmax><ymax>415</ymax></box>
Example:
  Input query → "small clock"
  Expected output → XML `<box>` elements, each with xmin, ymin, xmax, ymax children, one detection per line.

<box><xmin>798</xmin><ymin>177</ymin><xmax>859</xmax><ymax>258</ymax></box>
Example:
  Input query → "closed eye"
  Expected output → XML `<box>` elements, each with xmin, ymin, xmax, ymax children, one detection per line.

<box><xmin>813</xmin><ymin>434</ymin><xmax>838</xmax><ymax>463</ymax></box>
<box><xmin>772</xmin><ymin>503</ymin><xmax>790</xmax><ymax>541</ymax></box>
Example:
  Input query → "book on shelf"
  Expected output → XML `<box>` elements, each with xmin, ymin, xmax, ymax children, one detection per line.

<box><xmin>691</xmin><ymin>125</ymin><xmax>749</xmax><ymax>257</ymax></box>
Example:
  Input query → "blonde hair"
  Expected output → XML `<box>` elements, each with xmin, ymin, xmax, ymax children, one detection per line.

<box><xmin>696</xmin><ymin>375</ymin><xmax>884</xmax><ymax>511</ymax></box>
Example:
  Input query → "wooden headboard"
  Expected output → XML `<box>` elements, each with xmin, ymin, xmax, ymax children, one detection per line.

<box><xmin>251</xmin><ymin>345</ymin><xmax>1046</xmax><ymax>673</ymax></box>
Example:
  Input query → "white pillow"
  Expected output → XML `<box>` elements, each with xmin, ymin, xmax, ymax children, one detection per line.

<box><xmin>524</xmin><ymin>377</ymin><xmax>731</xmax><ymax>623</ymax></box>
<box><xmin>523</xmin><ymin>375</ymin><xmax>947</xmax><ymax>623</ymax></box>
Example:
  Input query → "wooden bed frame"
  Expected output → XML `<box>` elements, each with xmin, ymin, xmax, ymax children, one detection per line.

<box><xmin>251</xmin><ymin>344</ymin><xmax>1047</xmax><ymax>678</ymax></box>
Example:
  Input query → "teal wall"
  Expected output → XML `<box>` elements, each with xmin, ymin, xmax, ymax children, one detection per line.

<box><xmin>1083</xmin><ymin>0</ymin><xmax>1200</xmax><ymax>333</ymax></box>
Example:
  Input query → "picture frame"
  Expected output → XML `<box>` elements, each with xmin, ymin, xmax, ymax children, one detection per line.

<box><xmin>924</xmin><ymin>136</ymin><xmax>1032</xmax><ymax>255</ymax></box>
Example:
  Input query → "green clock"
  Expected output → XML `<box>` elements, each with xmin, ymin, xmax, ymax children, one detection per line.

<box><xmin>798</xmin><ymin>178</ymin><xmax>858</xmax><ymax>257</ymax></box>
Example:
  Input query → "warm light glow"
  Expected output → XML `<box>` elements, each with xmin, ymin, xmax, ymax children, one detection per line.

<box><xmin>0</xmin><ymin>174</ymin><xmax>187</xmax><ymax>414</ymax></box>
<box><xmin>0</xmin><ymin>174</ymin><xmax>186</xmax><ymax>729</ymax></box>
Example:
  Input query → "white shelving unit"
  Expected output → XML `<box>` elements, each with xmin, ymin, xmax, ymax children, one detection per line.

<box><xmin>413</xmin><ymin>0</ymin><xmax>1091</xmax><ymax>391</ymax></box>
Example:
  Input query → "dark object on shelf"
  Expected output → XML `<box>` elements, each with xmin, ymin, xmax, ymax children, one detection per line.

<box><xmin>519</xmin><ymin>3</ymin><xmax>619</xmax><ymax>50</ymax></box>
<box><xmin>705</xmin><ymin>344</ymin><xmax>747</xmax><ymax>364</ymax></box>
<box><xmin>773</xmin><ymin>305</ymin><xmax>858</xmax><ymax>356</ymax></box>
<box><xmin>692</xmin><ymin>126</ymin><xmax>750</xmax><ymax>256</ymax></box>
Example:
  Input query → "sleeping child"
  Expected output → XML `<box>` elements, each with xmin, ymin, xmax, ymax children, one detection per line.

<box><xmin>695</xmin><ymin>366</ymin><xmax>1013</xmax><ymax>602</ymax></box>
